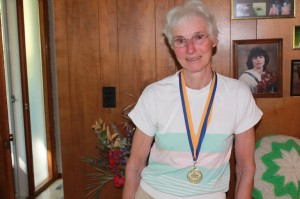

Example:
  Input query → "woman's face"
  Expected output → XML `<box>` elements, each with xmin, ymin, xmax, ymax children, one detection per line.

<box><xmin>172</xmin><ymin>16</ymin><xmax>216</xmax><ymax>73</ymax></box>
<box><xmin>252</xmin><ymin>55</ymin><xmax>265</xmax><ymax>70</ymax></box>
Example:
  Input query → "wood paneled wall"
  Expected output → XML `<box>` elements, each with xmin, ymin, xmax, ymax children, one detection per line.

<box><xmin>53</xmin><ymin>0</ymin><xmax>300</xmax><ymax>198</ymax></box>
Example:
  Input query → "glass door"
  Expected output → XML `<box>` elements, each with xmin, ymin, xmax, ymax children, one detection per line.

<box><xmin>0</xmin><ymin>0</ymin><xmax>27</xmax><ymax>197</ymax></box>
<box><xmin>20</xmin><ymin>0</ymin><xmax>57</xmax><ymax>195</ymax></box>
<box><xmin>23</xmin><ymin>0</ymin><xmax>49</xmax><ymax>188</ymax></box>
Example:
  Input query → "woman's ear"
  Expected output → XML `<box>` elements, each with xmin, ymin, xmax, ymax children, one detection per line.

<box><xmin>212</xmin><ymin>39</ymin><xmax>218</xmax><ymax>48</ymax></box>
<box><xmin>212</xmin><ymin>41</ymin><xmax>218</xmax><ymax>55</ymax></box>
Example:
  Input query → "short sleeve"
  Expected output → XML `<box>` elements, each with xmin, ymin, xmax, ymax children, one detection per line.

<box><xmin>234</xmin><ymin>85</ymin><xmax>263</xmax><ymax>134</ymax></box>
<box><xmin>128</xmin><ymin>86</ymin><xmax>157</xmax><ymax>137</ymax></box>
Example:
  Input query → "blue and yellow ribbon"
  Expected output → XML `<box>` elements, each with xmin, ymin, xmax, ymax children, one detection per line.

<box><xmin>179</xmin><ymin>71</ymin><xmax>217</xmax><ymax>162</ymax></box>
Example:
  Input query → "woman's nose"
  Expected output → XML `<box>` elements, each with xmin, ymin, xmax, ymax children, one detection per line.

<box><xmin>185</xmin><ymin>41</ymin><xmax>196</xmax><ymax>54</ymax></box>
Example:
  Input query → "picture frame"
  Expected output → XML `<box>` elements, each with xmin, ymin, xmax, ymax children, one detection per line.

<box><xmin>233</xmin><ymin>38</ymin><xmax>283</xmax><ymax>98</ymax></box>
<box><xmin>291</xmin><ymin>60</ymin><xmax>300</xmax><ymax>96</ymax></box>
<box><xmin>293</xmin><ymin>26</ymin><xmax>300</xmax><ymax>49</ymax></box>
<box><xmin>231</xmin><ymin>0</ymin><xmax>295</xmax><ymax>19</ymax></box>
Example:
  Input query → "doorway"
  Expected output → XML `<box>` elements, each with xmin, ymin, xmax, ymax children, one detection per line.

<box><xmin>0</xmin><ymin>0</ymin><xmax>61</xmax><ymax>198</ymax></box>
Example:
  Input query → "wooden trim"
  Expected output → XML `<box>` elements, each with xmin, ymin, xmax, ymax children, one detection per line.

<box><xmin>38</xmin><ymin>0</ymin><xmax>58</xmax><ymax>181</ymax></box>
<box><xmin>16</xmin><ymin>0</ymin><xmax>35</xmax><ymax>196</ymax></box>
<box><xmin>0</xmin><ymin>18</ymin><xmax>15</xmax><ymax>199</ymax></box>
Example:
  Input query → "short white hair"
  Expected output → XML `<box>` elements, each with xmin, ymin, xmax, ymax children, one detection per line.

<box><xmin>164</xmin><ymin>0</ymin><xmax>219</xmax><ymax>47</ymax></box>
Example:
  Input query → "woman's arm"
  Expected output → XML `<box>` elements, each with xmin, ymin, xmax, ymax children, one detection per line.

<box><xmin>234</xmin><ymin>127</ymin><xmax>256</xmax><ymax>199</ymax></box>
<box><xmin>122</xmin><ymin>128</ymin><xmax>154</xmax><ymax>199</ymax></box>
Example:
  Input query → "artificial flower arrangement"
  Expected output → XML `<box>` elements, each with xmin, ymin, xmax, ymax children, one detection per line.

<box><xmin>82</xmin><ymin>104</ymin><xmax>135</xmax><ymax>198</ymax></box>
<box><xmin>257</xmin><ymin>70</ymin><xmax>278</xmax><ymax>93</ymax></box>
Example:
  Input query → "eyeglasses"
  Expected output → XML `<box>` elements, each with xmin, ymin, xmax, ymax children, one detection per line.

<box><xmin>172</xmin><ymin>33</ymin><xmax>208</xmax><ymax>48</ymax></box>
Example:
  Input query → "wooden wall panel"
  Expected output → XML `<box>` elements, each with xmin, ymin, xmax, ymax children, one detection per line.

<box><xmin>117</xmin><ymin>0</ymin><xmax>156</xmax><ymax>107</ymax></box>
<box><xmin>99</xmin><ymin>0</ymin><xmax>120</xmax><ymax>122</ymax></box>
<box><xmin>53</xmin><ymin>0</ymin><xmax>300</xmax><ymax>198</ymax></box>
<box><xmin>256</xmin><ymin>98</ymin><xmax>300</xmax><ymax>140</ymax></box>
<box><xmin>155</xmin><ymin>0</ymin><xmax>177</xmax><ymax>81</ymax></box>
<box><xmin>54</xmin><ymin>0</ymin><xmax>102</xmax><ymax>198</ymax></box>
<box><xmin>53</xmin><ymin>0</ymin><xmax>74</xmax><ymax>198</ymax></box>
<box><xmin>73</xmin><ymin>0</ymin><xmax>101</xmax><ymax>197</ymax></box>
<box><xmin>204</xmin><ymin>0</ymin><xmax>231</xmax><ymax>75</ymax></box>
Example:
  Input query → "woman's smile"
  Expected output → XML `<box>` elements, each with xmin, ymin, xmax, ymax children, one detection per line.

<box><xmin>186</xmin><ymin>55</ymin><xmax>202</xmax><ymax>62</ymax></box>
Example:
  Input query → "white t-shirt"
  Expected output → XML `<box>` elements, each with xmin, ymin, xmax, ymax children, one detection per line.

<box><xmin>129</xmin><ymin>71</ymin><xmax>262</xmax><ymax>198</ymax></box>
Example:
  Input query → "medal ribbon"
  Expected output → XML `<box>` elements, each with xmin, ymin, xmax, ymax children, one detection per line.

<box><xmin>179</xmin><ymin>71</ymin><xmax>217</xmax><ymax>161</ymax></box>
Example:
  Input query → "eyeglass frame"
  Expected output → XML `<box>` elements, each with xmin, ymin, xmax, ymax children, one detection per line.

<box><xmin>172</xmin><ymin>33</ymin><xmax>209</xmax><ymax>48</ymax></box>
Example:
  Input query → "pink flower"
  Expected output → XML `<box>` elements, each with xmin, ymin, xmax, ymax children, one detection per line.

<box><xmin>109</xmin><ymin>148</ymin><xmax>121</xmax><ymax>172</ymax></box>
<box><xmin>113</xmin><ymin>175</ymin><xmax>125</xmax><ymax>187</ymax></box>
<box><xmin>108</xmin><ymin>151</ymin><xmax>115</xmax><ymax>169</ymax></box>
<box><xmin>108</xmin><ymin>150</ymin><xmax>118</xmax><ymax>169</ymax></box>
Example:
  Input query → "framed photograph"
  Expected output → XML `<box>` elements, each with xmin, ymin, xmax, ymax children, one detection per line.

<box><xmin>291</xmin><ymin>60</ymin><xmax>300</xmax><ymax>96</ymax></box>
<box><xmin>293</xmin><ymin>26</ymin><xmax>300</xmax><ymax>49</ymax></box>
<box><xmin>233</xmin><ymin>38</ymin><xmax>283</xmax><ymax>98</ymax></box>
<box><xmin>231</xmin><ymin>0</ymin><xmax>295</xmax><ymax>19</ymax></box>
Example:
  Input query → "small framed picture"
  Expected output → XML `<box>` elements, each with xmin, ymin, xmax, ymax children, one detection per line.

<box><xmin>231</xmin><ymin>0</ymin><xmax>295</xmax><ymax>19</ymax></box>
<box><xmin>233</xmin><ymin>38</ymin><xmax>283</xmax><ymax>98</ymax></box>
<box><xmin>291</xmin><ymin>60</ymin><xmax>300</xmax><ymax>96</ymax></box>
<box><xmin>293</xmin><ymin>26</ymin><xmax>300</xmax><ymax>49</ymax></box>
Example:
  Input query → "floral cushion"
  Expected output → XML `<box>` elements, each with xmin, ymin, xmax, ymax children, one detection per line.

<box><xmin>252</xmin><ymin>134</ymin><xmax>300</xmax><ymax>199</ymax></box>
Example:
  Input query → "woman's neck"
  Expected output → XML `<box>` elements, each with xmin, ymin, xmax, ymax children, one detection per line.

<box><xmin>182</xmin><ymin>68</ymin><xmax>213</xmax><ymax>89</ymax></box>
<box><xmin>252</xmin><ymin>67</ymin><xmax>263</xmax><ymax>74</ymax></box>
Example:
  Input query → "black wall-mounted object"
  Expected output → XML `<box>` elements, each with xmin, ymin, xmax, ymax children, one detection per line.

<box><xmin>102</xmin><ymin>87</ymin><xmax>116</xmax><ymax>108</ymax></box>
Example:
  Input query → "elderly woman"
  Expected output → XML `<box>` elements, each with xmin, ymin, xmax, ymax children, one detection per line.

<box><xmin>123</xmin><ymin>0</ymin><xmax>262</xmax><ymax>199</ymax></box>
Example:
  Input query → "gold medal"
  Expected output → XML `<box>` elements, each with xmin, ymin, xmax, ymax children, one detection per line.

<box><xmin>187</xmin><ymin>167</ymin><xmax>202</xmax><ymax>184</ymax></box>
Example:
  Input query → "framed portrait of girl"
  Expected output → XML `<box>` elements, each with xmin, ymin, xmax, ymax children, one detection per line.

<box><xmin>233</xmin><ymin>39</ymin><xmax>283</xmax><ymax>98</ymax></box>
